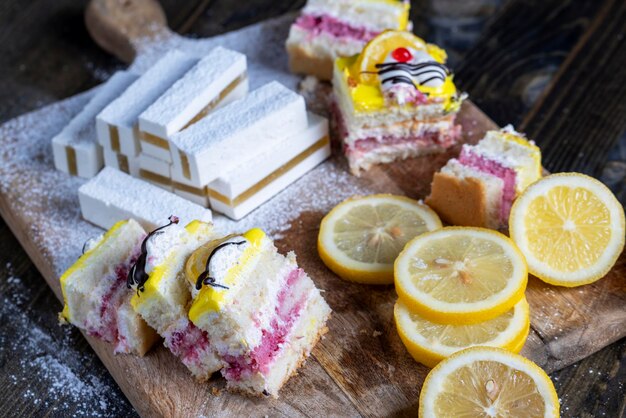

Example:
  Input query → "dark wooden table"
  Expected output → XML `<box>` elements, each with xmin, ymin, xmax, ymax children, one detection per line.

<box><xmin>0</xmin><ymin>1</ymin><xmax>625</xmax><ymax>417</ymax></box>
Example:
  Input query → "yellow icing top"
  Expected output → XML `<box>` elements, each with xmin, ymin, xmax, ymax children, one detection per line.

<box><xmin>335</xmin><ymin>32</ymin><xmax>460</xmax><ymax>113</ymax></box>
<box><xmin>131</xmin><ymin>220</ymin><xmax>213</xmax><ymax>309</ymax></box>
<box><xmin>188</xmin><ymin>228</ymin><xmax>266</xmax><ymax>322</ymax></box>
<box><xmin>60</xmin><ymin>220</ymin><xmax>129</xmax><ymax>321</ymax></box>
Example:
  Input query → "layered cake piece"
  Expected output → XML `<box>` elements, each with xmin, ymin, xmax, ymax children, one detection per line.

<box><xmin>128</xmin><ymin>218</ymin><xmax>221</xmax><ymax>379</ymax></box>
<box><xmin>286</xmin><ymin>0</ymin><xmax>411</xmax><ymax>80</ymax></box>
<box><xmin>169</xmin><ymin>81</ymin><xmax>330</xmax><ymax>219</ymax></box>
<box><xmin>79</xmin><ymin>167</ymin><xmax>212</xmax><ymax>231</ymax></box>
<box><xmin>60</xmin><ymin>219</ymin><xmax>158</xmax><ymax>356</ymax></box>
<box><xmin>333</xmin><ymin>30</ymin><xmax>465</xmax><ymax>175</ymax></box>
<box><xmin>96</xmin><ymin>50</ymin><xmax>198</xmax><ymax>158</ymax></box>
<box><xmin>52</xmin><ymin>71</ymin><xmax>138</xmax><ymax>178</ymax></box>
<box><xmin>138</xmin><ymin>47</ymin><xmax>249</xmax><ymax>163</ymax></box>
<box><xmin>426</xmin><ymin>126</ymin><xmax>542</xmax><ymax>229</ymax></box>
<box><xmin>185</xmin><ymin>229</ymin><xmax>331</xmax><ymax>396</ymax></box>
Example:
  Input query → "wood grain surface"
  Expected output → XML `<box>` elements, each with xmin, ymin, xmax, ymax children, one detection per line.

<box><xmin>0</xmin><ymin>1</ymin><xmax>625</xmax><ymax>417</ymax></box>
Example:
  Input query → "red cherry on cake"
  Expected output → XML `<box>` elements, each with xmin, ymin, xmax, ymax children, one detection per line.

<box><xmin>392</xmin><ymin>47</ymin><xmax>413</xmax><ymax>63</ymax></box>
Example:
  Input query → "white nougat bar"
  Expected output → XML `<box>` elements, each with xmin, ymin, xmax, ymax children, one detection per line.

<box><xmin>138</xmin><ymin>153</ymin><xmax>171</xmax><ymax>178</ymax></box>
<box><xmin>103</xmin><ymin>148</ymin><xmax>140</xmax><ymax>177</ymax></box>
<box><xmin>169</xmin><ymin>81</ymin><xmax>308</xmax><ymax>186</ymax></box>
<box><xmin>208</xmin><ymin>113</ymin><xmax>331</xmax><ymax>220</ymax></box>
<box><xmin>79</xmin><ymin>167</ymin><xmax>212</xmax><ymax>231</ymax></box>
<box><xmin>139</xmin><ymin>46</ymin><xmax>249</xmax><ymax>139</ymax></box>
<box><xmin>52</xmin><ymin>71</ymin><xmax>138</xmax><ymax>178</ymax></box>
<box><xmin>96</xmin><ymin>50</ymin><xmax>198</xmax><ymax>157</ymax></box>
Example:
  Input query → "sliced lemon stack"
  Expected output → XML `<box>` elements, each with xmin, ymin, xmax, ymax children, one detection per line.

<box><xmin>510</xmin><ymin>173</ymin><xmax>625</xmax><ymax>287</ymax></box>
<box><xmin>394</xmin><ymin>227</ymin><xmax>528</xmax><ymax>324</ymax></box>
<box><xmin>393</xmin><ymin>227</ymin><xmax>530</xmax><ymax>367</ymax></box>
<box><xmin>318</xmin><ymin>194</ymin><xmax>442</xmax><ymax>284</ymax></box>
<box><xmin>395</xmin><ymin>298</ymin><xmax>530</xmax><ymax>368</ymax></box>
<box><xmin>419</xmin><ymin>346</ymin><xmax>560</xmax><ymax>418</ymax></box>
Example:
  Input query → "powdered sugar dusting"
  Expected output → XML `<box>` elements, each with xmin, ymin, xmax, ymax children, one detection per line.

<box><xmin>171</xmin><ymin>81</ymin><xmax>303</xmax><ymax>155</ymax></box>
<box><xmin>1</xmin><ymin>265</ymin><xmax>131</xmax><ymax>416</ymax></box>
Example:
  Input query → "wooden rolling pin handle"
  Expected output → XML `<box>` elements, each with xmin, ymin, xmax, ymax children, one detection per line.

<box><xmin>85</xmin><ymin>0</ymin><xmax>170</xmax><ymax>63</ymax></box>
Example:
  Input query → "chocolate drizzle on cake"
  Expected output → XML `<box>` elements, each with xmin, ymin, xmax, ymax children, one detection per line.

<box><xmin>195</xmin><ymin>240</ymin><xmax>247</xmax><ymax>291</ymax></box>
<box><xmin>127</xmin><ymin>215</ymin><xmax>179</xmax><ymax>296</ymax></box>
<box><xmin>375</xmin><ymin>61</ymin><xmax>450</xmax><ymax>90</ymax></box>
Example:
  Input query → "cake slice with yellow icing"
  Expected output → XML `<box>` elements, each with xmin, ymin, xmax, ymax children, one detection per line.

<box><xmin>286</xmin><ymin>0</ymin><xmax>412</xmax><ymax>80</ymax></box>
<box><xmin>332</xmin><ymin>30</ymin><xmax>466</xmax><ymax>175</ymax></box>
<box><xmin>185</xmin><ymin>228</ymin><xmax>331</xmax><ymax>397</ymax></box>
<box><xmin>426</xmin><ymin>126</ymin><xmax>542</xmax><ymax>230</ymax></box>
<box><xmin>59</xmin><ymin>219</ymin><xmax>159</xmax><ymax>356</ymax></box>
<box><xmin>128</xmin><ymin>217</ymin><xmax>222</xmax><ymax>380</ymax></box>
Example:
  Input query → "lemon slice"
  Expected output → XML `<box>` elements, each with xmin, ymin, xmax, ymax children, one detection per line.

<box><xmin>354</xmin><ymin>30</ymin><xmax>446</xmax><ymax>85</ymax></box>
<box><xmin>318</xmin><ymin>194</ymin><xmax>442</xmax><ymax>284</ymax></box>
<box><xmin>395</xmin><ymin>297</ymin><xmax>530</xmax><ymax>368</ymax></box>
<box><xmin>509</xmin><ymin>173</ymin><xmax>625</xmax><ymax>287</ymax></box>
<box><xmin>394</xmin><ymin>227</ymin><xmax>527</xmax><ymax>324</ymax></box>
<box><xmin>419</xmin><ymin>346</ymin><xmax>560</xmax><ymax>418</ymax></box>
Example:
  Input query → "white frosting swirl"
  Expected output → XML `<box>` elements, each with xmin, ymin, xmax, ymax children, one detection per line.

<box><xmin>207</xmin><ymin>236</ymin><xmax>250</xmax><ymax>288</ymax></box>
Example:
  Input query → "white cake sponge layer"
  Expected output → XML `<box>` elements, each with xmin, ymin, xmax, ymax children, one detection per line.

<box><xmin>97</xmin><ymin>50</ymin><xmax>198</xmax><ymax>156</ymax></box>
<box><xmin>139</xmin><ymin>47</ymin><xmax>248</xmax><ymax>138</ymax></box>
<box><xmin>79</xmin><ymin>167</ymin><xmax>212</xmax><ymax>231</ymax></box>
<box><xmin>52</xmin><ymin>71</ymin><xmax>138</xmax><ymax>178</ymax></box>
<box><xmin>170</xmin><ymin>81</ymin><xmax>307</xmax><ymax>185</ymax></box>
<box><xmin>286</xmin><ymin>26</ymin><xmax>367</xmax><ymax>63</ymax></box>
<box><xmin>302</xmin><ymin>0</ymin><xmax>408</xmax><ymax>31</ymax></box>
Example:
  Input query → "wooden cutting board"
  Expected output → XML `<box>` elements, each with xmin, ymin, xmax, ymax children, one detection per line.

<box><xmin>0</xmin><ymin>0</ymin><xmax>624</xmax><ymax>416</ymax></box>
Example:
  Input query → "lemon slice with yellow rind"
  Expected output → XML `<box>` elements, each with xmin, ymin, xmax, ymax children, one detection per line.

<box><xmin>419</xmin><ymin>346</ymin><xmax>560</xmax><ymax>418</ymax></box>
<box><xmin>318</xmin><ymin>194</ymin><xmax>442</xmax><ymax>284</ymax></box>
<box><xmin>394</xmin><ymin>227</ymin><xmax>527</xmax><ymax>324</ymax></box>
<box><xmin>354</xmin><ymin>30</ymin><xmax>446</xmax><ymax>85</ymax></box>
<box><xmin>395</xmin><ymin>297</ymin><xmax>530</xmax><ymax>368</ymax></box>
<box><xmin>509</xmin><ymin>173</ymin><xmax>625</xmax><ymax>287</ymax></box>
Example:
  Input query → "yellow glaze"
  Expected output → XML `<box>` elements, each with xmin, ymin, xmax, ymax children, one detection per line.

<box><xmin>336</xmin><ymin>35</ymin><xmax>459</xmax><ymax>113</ymax></box>
<box><xmin>60</xmin><ymin>220</ymin><xmax>129</xmax><ymax>321</ymax></box>
<box><xmin>131</xmin><ymin>220</ymin><xmax>213</xmax><ymax>309</ymax></box>
<box><xmin>188</xmin><ymin>228</ymin><xmax>266</xmax><ymax>322</ymax></box>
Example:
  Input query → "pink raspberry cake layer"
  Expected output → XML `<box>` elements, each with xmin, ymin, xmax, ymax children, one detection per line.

<box><xmin>84</xmin><ymin>247</ymin><xmax>141</xmax><ymax>354</ymax></box>
<box><xmin>222</xmin><ymin>268</ymin><xmax>307</xmax><ymax>380</ymax></box>
<box><xmin>162</xmin><ymin>319</ymin><xmax>217</xmax><ymax>378</ymax></box>
<box><xmin>459</xmin><ymin>148</ymin><xmax>517</xmax><ymax>224</ymax></box>
<box><xmin>334</xmin><ymin>102</ymin><xmax>462</xmax><ymax>173</ymax></box>
<box><xmin>294</xmin><ymin>13</ymin><xmax>380</xmax><ymax>42</ymax></box>
<box><xmin>221</xmin><ymin>267</ymin><xmax>330</xmax><ymax>396</ymax></box>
